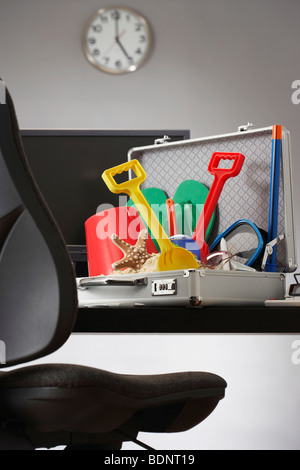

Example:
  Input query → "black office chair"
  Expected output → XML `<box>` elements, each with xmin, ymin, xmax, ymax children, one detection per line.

<box><xmin>0</xmin><ymin>80</ymin><xmax>227</xmax><ymax>450</ymax></box>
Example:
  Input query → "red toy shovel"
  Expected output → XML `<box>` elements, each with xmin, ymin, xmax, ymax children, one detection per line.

<box><xmin>166</xmin><ymin>198</ymin><xmax>178</xmax><ymax>237</ymax></box>
<box><xmin>193</xmin><ymin>152</ymin><xmax>245</xmax><ymax>259</ymax></box>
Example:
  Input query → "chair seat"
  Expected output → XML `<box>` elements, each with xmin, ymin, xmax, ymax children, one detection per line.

<box><xmin>0</xmin><ymin>363</ymin><xmax>226</xmax><ymax>449</ymax></box>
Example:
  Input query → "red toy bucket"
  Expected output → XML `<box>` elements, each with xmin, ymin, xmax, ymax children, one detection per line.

<box><xmin>85</xmin><ymin>205</ymin><xmax>157</xmax><ymax>276</ymax></box>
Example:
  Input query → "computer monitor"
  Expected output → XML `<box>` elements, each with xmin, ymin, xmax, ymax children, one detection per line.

<box><xmin>20</xmin><ymin>129</ymin><xmax>190</xmax><ymax>272</ymax></box>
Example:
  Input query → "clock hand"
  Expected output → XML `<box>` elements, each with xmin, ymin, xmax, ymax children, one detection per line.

<box><xmin>103</xmin><ymin>38</ymin><xmax>118</xmax><ymax>56</ymax></box>
<box><xmin>116</xmin><ymin>29</ymin><xmax>126</xmax><ymax>41</ymax></box>
<box><xmin>116</xmin><ymin>31</ymin><xmax>132</xmax><ymax>61</ymax></box>
<box><xmin>114</xmin><ymin>14</ymin><xmax>119</xmax><ymax>38</ymax></box>
<box><xmin>103</xmin><ymin>14</ymin><xmax>121</xmax><ymax>56</ymax></box>
<box><xmin>102</xmin><ymin>29</ymin><xmax>127</xmax><ymax>58</ymax></box>
<box><xmin>103</xmin><ymin>29</ymin><xmax>127</xmax><ymax>57</ymax></box>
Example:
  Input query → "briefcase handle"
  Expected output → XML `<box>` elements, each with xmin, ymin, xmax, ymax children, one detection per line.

<box><xmin>78</xmin><ymin>276</ymin><xmax>148</xmax><ymax>289</ymax></box>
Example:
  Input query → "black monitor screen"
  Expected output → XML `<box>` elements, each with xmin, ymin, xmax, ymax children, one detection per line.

<box><xmin>21</xmin><ymin>130</ymin><xmax>190</xmax><ymax>248</ymax></box>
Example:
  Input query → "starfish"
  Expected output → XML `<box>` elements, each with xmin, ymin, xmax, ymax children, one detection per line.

<box><xmin>111</xmin><ymin>228</ymin><xmax>152</xmax><ymax>271</ymax></box>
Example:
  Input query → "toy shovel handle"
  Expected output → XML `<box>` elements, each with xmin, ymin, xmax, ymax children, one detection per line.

<box><xmin>102</xmin><ymin>159</ymin><xmax>172</xmax><ymax>253</ymax></box>
<box><xmin>206</xmin><ymin>152</ymin><xmax>245</xmax><ymax>219</ymax></box>
<box><xmin>166</xmin><ymin>198</ymin><xmax>178</xmax><ymax>236</ymax></box>
<box><xmin>102</xmin><ymin>159</ymin><xmax>146</xmax><ymax>196</ymax></box>
<box><xmin>208</xmin><ymin>152</ymin><xmax>245</xmax><ymax>182</ymax></box>
<box><xmin>193</xmin><ymin>152</ymin><xmax>245</xmax><ymax>249</ymax></box>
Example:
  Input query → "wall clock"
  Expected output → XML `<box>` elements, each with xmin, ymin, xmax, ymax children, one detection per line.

<box><xmin>83</xmin><ymin>6</ymin><xmax>152</xmax><ymax>74</ymax></box>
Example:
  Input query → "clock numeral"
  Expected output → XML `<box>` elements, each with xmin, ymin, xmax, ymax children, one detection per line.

<box><xmin>139</xmin><ymin>35</ymin><xmax>146</xmax><ymax>43</ymax></box>
<box><xmin>100</xmin><ymin>15</ymin><xmax>108</xmax><ymax>23</ymax></box>
<box><xmin>135</xmin><ymin>47</ymin><xmax>142</xmax><ymax>55</ymax></box>
<box><xmin>115</xmin><ymin>60</ymin><xmax>122</xmax><ymax>69</ymax></box>
<box><xmin>103</xmin><ymin>57</ymin><xmax>110</xmax><ymax>65</ymax></box>
<box><xmin>92</xmin><ymin>24</ymin><xmax>102</xmax><ymax>33</ymax></box>
<box><xmin>92</xmin><ymin>48</ymin><xmax>100</xmax><ymax>56</ymax></box>
<box><xmin>111</xmin><ymin>10</ymin><xmax>121</xmax><ymax>20</ymax></box>
<box><xmin>135</xmin><ymin>23</ymin><xmax>142</xmax><ymax>32</ymax></box>
<box><xmin>88</xmin><ymin>37</ymin><xmax>96</xmax><ymax>45</ymax></box>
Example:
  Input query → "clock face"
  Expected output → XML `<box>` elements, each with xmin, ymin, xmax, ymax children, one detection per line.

<box><xmin>83</xmin><ymin>6</ymin><xmax>152</xmax><ymax>74</ymax></box>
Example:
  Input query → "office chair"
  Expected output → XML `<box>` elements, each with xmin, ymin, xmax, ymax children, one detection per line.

<box><xmin>0</xmin><ymin>80</ymin><xmax>227</xmax><ymax>450</ymax></box>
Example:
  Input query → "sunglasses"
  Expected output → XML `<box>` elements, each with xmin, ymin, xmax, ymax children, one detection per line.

<box><xmin>199</xmin><ymin>251</ymin><xmax>234</xmax><ymax>269</ymax></box>
<box><xmin>210</xmin><ymin>219</ymin><xmax>266</xmax><ymax>268</ymax></box>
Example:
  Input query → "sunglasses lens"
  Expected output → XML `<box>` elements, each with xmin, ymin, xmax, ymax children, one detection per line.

<box><xmin>201</xmin><ymin>251</ymin><xmax>232</xmax><ymax>268</ymax></box>
<box><xmin>225</xmin><ymin>227</ymin><xmax>259</xmax><ymax>263</ymax></box>
<box><xmin>210</xmin><ymin>221</ymin><xmax>264</xmax><ymax>267</ymax></box>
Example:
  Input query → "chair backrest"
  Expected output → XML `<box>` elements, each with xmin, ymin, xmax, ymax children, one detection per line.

<box><xmin>0</xmin><ymin>80</ymin><xmax>78</xmax><ymax>367</ymax></box>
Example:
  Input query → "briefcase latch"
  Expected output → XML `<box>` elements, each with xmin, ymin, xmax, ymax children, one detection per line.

<box><xmin>151</xmin><ymin>278</ymin><xmax>177</xmax><ymax>296</ymax></box>
<box><xmin>154</xmin><ymin>135</ymin><xmax>171</xmax><ymax>145</ymax></box>
<box><xmin>238</xmin><ymin>122</ymin><xmax>255</xmax><ymax>132</ymax></box>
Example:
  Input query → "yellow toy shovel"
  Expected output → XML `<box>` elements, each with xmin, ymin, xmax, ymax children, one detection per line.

<box><xmin>102</xmin><ymin>160</ymin><xmax>199</xmax><ymax>272</ymax></box>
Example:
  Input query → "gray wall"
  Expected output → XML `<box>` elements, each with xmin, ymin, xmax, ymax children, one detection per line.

<box><xmin>2</xmin><ymin>0</ymin><xmax>300</xmax><ymax>134</ymax></box>
<box><xmin>1</xmin><ymin>0</ymin><xmax>300</xmax><ymax>450</ymax></box>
